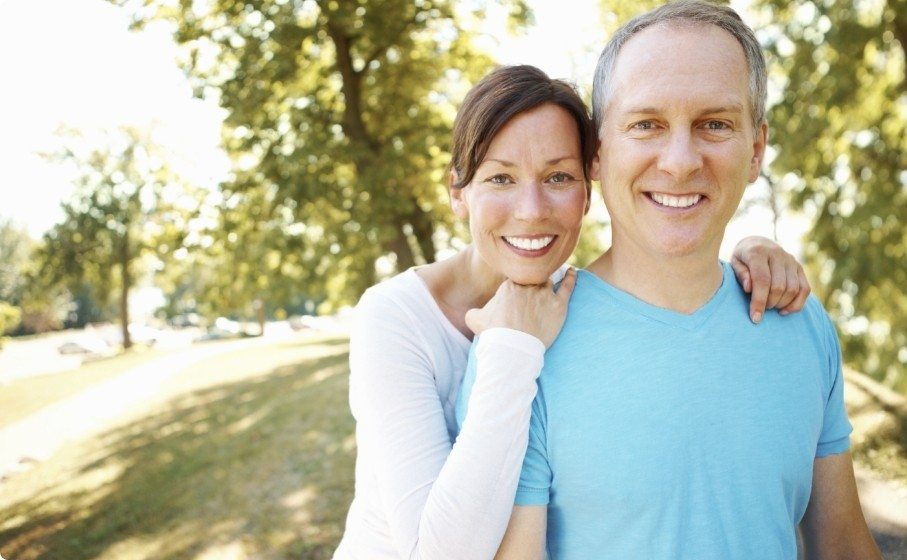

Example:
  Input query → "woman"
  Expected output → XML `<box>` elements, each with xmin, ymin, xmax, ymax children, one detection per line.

<box><xmin>333</xmin><ymin>65</ymin><xmax>809</xmax><ymax>560</ymax></box>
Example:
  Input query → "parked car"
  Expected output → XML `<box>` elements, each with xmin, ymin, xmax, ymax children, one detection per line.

<box><xmin>57</xmin><ymin>337</ymin><xmax>110</xmax><ymax>355</ymax></box>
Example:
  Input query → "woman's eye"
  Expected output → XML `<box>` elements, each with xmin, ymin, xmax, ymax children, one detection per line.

<box><xmin>548</xmin><ymin>172</ymin><xmax>575</xmax><ymax>184</ymax></box>
<box><xmin>486</xmin><ymin>174</ymin><xmax>511</xmax><ymax>185</ymax></box>
<box><xmin>632</xmin><ymin>120</ymin><xmax>655</xmax><ymax>131</ymax></box>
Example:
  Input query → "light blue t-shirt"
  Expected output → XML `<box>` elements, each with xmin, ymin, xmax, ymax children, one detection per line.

<box><xmin>455</xmin><ymin>262</ymin><xmax>852</xmax><ymax>560</ymax></box>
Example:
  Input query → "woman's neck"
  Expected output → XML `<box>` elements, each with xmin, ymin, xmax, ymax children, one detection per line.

<box><xmin>415</xmin><ymin>245</ymin><xmax>504</xmax><ymax>339</ymax></box>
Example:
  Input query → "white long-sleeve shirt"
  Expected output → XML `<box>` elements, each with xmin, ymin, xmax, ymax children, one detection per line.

<box><xmin>333</xmin><ymin>268</ymin><xmax>545</xmax><ymax>560</ymax></box>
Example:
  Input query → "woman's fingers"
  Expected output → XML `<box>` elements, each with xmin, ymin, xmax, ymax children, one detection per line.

<box><xmin>772</xmin><ymin>257</ymin><xmax>800</xmax><ymax>310</ymax></box>
<box><xmin>764</xmin><ymin>254</ymin><xmax>789</xmax><ymax>310</ymax></box>
<box><xmin>555</xmin><ymin>267</ymin><xmax>577</xmax><ymax>301</ymax></box>
<box><xmin>730</xmin><ymin>257</ymin><xmax>753</xmax><ymax>294</ymax></box>
<box><xmin>780</xmin><ymin>265</ymin><xmax>811</xmax><ymax>315</ymax></box>
<box><xmin>743</xmin><ymin>255</ymin><xmax>772</xmax><ymax>324</ymax></box>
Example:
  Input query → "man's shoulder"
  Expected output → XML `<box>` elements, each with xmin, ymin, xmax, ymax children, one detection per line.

<box><xmin>759</xmin><ymin>293</ymin><xmax>835</xmax><ymax>337</ymax></box>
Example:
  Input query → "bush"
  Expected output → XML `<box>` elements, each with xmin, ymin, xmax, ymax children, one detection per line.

<box><xmin>0</xmin><ymin>301</ymin><xmax>22</xmax><ymax>348</ymax></box>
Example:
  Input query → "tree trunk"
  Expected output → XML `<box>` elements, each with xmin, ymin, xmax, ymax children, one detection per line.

<box><xmin>389</xmin><ymin>225</ymin><xmax>417</xmax><ymax>271</ymax></box>
<box><xmin>254</xmin><ymin>297</ymin><xmax>266</xmax><ymax>336</ymax></box>
<box><xmin>408</xmin><ymin>204</ymin><xmax>437</xmax><ymax>264</ymax></box>
<box><xmin>326</xmin><ymin>17</ymin><xmax>437</xmax><ymax>273</ymax></box>
<box><xmin>119</xmin><ymin>233</ymin><xmax>132</xmax><ymax>349</ymax></box>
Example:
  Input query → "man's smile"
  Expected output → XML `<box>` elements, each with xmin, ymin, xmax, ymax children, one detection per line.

<box><xmin>646</xmin><ymin>192</ymin><xmax>704</xmax><ymax>209</ymax></box>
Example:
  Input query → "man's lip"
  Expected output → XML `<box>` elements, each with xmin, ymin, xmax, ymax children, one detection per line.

<box><xmin>644</xmin><ymin>191</ymin><xmax>706</xmax><ymax>209</ymax></box>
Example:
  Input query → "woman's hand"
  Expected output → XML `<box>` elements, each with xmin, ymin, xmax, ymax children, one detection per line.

<box><xmin>731</xmin><ymin>236</ymin><xmax>811</xmax><ymax>324</ymax></box>
<box><xmin>465</xmin><ymin>268</ymin><xmax>577</xmax><ymax>348</ymax></box>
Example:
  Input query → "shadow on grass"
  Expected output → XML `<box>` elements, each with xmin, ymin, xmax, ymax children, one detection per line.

<box><xmin>1</xmin><ymin>338</ymin><xmax>355</xmax><ymax>559</ymax></box>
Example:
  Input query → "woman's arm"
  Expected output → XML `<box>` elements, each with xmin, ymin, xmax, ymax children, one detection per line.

<box><xmin>349</xmin><ymin>271</ymin><xmax>574</xmax><ymax>560</ymax></box>
<box><xmin>731</xmin><ymin>236</ymin><xmax>811</xmax><ymax>323</ymax></box>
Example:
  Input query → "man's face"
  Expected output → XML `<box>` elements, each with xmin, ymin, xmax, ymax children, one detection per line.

<box><xmin>595</xmin><ymin>23</ymin><xmax>767</xmax><ymax>261</ymax></box>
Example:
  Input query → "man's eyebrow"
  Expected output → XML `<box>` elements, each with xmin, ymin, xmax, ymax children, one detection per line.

<box><xmin>620</xmin><ymin>104</ymin><xmax>746</xmax><ymax>115</ymax></box>
<box><xmin>700</xmin><ymin>104</ymin><xmax>745</xmax><ymax>114</ymax></box>
<box><xmin>623</xmin><ymin>107</ymin><xmax>659</xmax><ymax>114</ymax></box>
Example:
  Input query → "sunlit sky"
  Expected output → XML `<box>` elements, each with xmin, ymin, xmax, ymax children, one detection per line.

<box><xmin>0</xmin><ymin>0</ymin><xmax>806</xmax><ymax>256</ymax></box>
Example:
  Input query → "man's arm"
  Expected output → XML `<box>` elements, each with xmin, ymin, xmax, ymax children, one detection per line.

<box><xmin>494</xmin><ymin>505</ymin><xmax>547</xmax><ymax>560</ymax></box>
<box><xmin>800</xmin><ymin>452</ymin><xmax>882</xmax><ymax>560</ymax></box>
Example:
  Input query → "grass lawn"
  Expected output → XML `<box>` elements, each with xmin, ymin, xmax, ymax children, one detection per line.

<box><xmin>0</xmin><ymin>335</ymin><xmax>904</xmax><ymax>560</ymax></box>
<box><xmin>0</xmin><ymin>334</ymin><xmax>354</xmax><ymax>560</ymax></box>
<box><xmin>0</xmin><ymin>346</ymin><xmax>164</xmax><ymax>430</ymax></box>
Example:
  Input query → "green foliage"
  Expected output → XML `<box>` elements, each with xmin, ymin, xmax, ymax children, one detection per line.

<box><xmin>0</xmin><ymin>302</ymin><xmax>21</xmax><ymax>346</ymax></box>
<box><xmin>755</xmin><ymin>0</ymin><xmax>906</xmax><ymax>389</ymax></box>
<box><xmin>113</xmin><ymin>0</ymin><xmax>529</xmax><ymax>307</ymax></box>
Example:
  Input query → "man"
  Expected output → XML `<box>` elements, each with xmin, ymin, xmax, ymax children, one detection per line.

<box><xmin>490</xmin><ymin>1</ymin><xmax>881</xmax><ymax>558</ymax></box>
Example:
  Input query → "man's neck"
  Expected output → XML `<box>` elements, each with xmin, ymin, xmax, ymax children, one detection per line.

<box><xmin>587</xmin><ymin>243</ymin><xmax>724</xmax><ymax>314</ymax></box>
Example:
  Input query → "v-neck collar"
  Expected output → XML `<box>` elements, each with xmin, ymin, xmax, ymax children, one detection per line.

<box><xmin>577</xmin><ymin>262</ymin><xmax>733</xmax><ymax>331</ymax></box>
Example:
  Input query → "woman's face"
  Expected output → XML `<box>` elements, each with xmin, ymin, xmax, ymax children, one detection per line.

<box><xmin>451</xmin><ymin>103</ymin><xmax>588</xmax><ymax>285</ymax></box>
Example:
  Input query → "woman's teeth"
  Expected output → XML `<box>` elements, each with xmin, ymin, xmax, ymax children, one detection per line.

<box><xmin>650</xmin><ymin>193</ymin><xmax>702</xmax><ymax>208</ymax></box>
<box><xmin>504</xmin><ymin>236</ymin><xmax>554</xmax><ymax>251</ymax></box>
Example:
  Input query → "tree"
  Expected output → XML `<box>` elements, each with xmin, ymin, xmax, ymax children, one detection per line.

<box><xmin>113</xmin><ymin>0</ymin><xmax>529</xmax><ymax>305</ymax></box>
<box><xmin>754</xmin><ymin>0</ymin><xmax>907</xmax><ymax>389</ymax></box>
<box><xmin>39</xmin><ymin>127</ymin><xmax>194</xmax><ymax>348</ymax></box>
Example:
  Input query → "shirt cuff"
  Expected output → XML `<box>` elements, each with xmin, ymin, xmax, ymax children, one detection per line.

<box><xmin>476</xmin><ymin>327</ymin><xmax>545</xmax><ymax>357</ymax></box>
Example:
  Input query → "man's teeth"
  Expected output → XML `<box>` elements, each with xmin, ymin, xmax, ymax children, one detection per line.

<box><xmin>651</xmin><ymin>193</ymin><xmax>702</xmax><ymax>208</ymax></box>
<box><xmin>504</xmin><ymin>236</ymin><xmax>555</xmax><ymax>251</ymax></box>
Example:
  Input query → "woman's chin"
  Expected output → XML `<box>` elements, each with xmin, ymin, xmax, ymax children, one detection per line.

<box><xmin>503</xmin><ymin>269</ymin><xmax>557</xmax><ymax>286</ymax></box>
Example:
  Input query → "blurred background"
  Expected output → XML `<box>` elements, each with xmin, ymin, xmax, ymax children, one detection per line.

<box><xmin>0</xmin><ymin>0</ymin><xmax>904</xmax><ymax>558</ymax></box>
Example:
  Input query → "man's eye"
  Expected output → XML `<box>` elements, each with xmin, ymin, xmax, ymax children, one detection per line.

<box><xmin>704</xmin><ymin>120</ymin><xmax>731</xmax><ymax>130</ymax></box>
<box><xmin>632</xmin><ymin>121</ymin><xmax>655</xmax><ymax>130</ymax></box>
<box><xmin>548</xmin><ymin>172</ymin><xmax>575</xmax><ymax>184</ymax></box>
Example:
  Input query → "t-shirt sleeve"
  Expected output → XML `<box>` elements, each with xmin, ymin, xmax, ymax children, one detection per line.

<box><xmin>515</xmin><ymin>391</ymin><xmax>553</xmax><ymax>505</ymax></box>
<box><xmin>814</xmin><ymin>305</ymin><xmax>853</xmax><ymax>458</ymax></box>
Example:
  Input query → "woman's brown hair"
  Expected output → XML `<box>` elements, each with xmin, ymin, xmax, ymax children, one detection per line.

<box><xmin>448</xmin><ymin>65</ymin><xmax>597</xmax><ymax>191</ymax></box>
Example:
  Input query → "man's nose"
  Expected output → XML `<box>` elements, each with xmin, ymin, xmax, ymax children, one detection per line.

<box><xmin>513</xmin><ymin>182</ymin><xmax>549</xmax><ymax>222</ymax></box>
<box><xmin>657</xmin><ymin>130</ymin><xmax>703</xmax><ymax>179</ymax></box>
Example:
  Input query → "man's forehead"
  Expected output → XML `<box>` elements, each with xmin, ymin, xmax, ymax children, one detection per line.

<box><xmin>607</xmin><ymin>22</ymin><xmax>750</xmax><ymax>110</ymax></box>
<box><xmin>615</xmin><ymin>21</ymin><xmax>745</xmax><ymax>69</ymax></box>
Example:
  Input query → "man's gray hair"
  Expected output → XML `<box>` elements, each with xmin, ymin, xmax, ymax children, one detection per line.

<box><xmin>591</xmin><ymin>0</ymin><xmax>767</xmax><ymax>135</ymax></box>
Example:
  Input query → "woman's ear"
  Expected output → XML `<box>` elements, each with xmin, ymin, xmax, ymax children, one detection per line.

<box><xmin>449</xmin><ymin>170</ymin><xmax>468</xmax><ymax>219</ymax></box>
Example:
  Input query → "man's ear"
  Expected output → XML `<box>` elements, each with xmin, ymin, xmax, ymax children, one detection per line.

<box><xmin>585</xmin><ymin>153</ymin><xmax>601</xmax><ymax>215</ymax></box>
<box><xmin>590</xmin><ymin>152</ymin><xmax>601</xmax><ymax>180</ymax></box>
<box><xmin>748</xmin><ymin>122</ymin><xmax>768</xmax><ymax>183</ymax></box>
<box><xmin>449</xmin><ymin>170</ymin><xmax>468</xmax><ymax>219</ymax></box>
